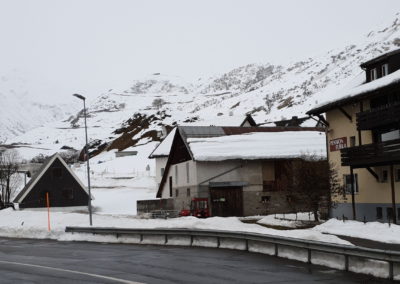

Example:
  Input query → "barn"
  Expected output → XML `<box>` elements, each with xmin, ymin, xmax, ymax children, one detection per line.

<box><xmin>13</xmin><ymin>153</ymin><xmax>90</xmax><ymax>209</ymax></box>
<box><xmin>141</xmin><ymin>126</ymin><xmax>327</xmax><ymax>217</ymax></box>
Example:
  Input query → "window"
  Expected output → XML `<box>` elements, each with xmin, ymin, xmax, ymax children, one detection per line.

<box><xmin>387</xmin><ymin>207</ymin><xmax>394</xmax><ymax>220</ymax></box>
<box><xmin>175</xmin><ymin>165</ymin><xmax>178</xmax><ymax>184</ymax></box>
<box><xmin>261</xmin><ymin>196</ymin><xmax>271</xmax><ymax>203</ymax></box>
<box><xmin>376</xmin><ymin>207</ymin><xmax>383</xmax><ymax>219</ymax></box>
<box><xmin>186</xmin><ymin>163</ymin><xmax>189</xmax><ymax>183</ymax></box>
<box><xmin>175</xmin><ymin>189</ymin><xmax>179</xmax><ymax>197</ymax></box>
<box><xmin>160</xmin><ymin>168</ymin><xmax>165</xmax><ymax>177</ymax></box>
<box><xmin>52</xmin><ymin>168</ymin><xmax>62</xmax><ymax>178</ymax></box>
<box><xmin>396</xmin><ymin>169</ymin><xmax>400</xmax><ymax>182</ymax></box>
<box><xmin>187</xmin><ymin>188</ymin><xmax>190</xmax><ymax>197</ymax></box>
<box><xmin>370</xmin><ymin>68</ymin><xmax>377</xmax><ymax>81</ymax></box>
<box><xmin>349</xmin><ymin>136</ymin><xmax>356</xmax><ymax>147</ymax></box>
<box><xmin>62</xmin><ymin>188</ymin><xmax>74</xmax><ymax>200</ymax></box>
<box><xmin>344</xmin><ymin>174</ymin><xmax>358</xmax><ymax>194</ymax></box>
<box><xmin>382</xmin><ymin>64</ymin><xmax>389</xmax><ymax>77</ymax></box>
<box><xmin>380</xmin><ymin>169</ymin><xmax>388</xmax><ymax>183</ymax></box>
<box><xmin>263</xmin><ymin>181</ymin><xmax>276</xmax><ymax>191</ymax></box>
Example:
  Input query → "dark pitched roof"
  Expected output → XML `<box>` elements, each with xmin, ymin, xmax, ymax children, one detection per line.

<box><xmin>239</xmin><ymin>114</ymin><xmax>257</xmax><ymax>127</ymax></box>
<box><xmin>13</xmin><ymin>153</ymin><xmax>89</xmax><ymax>203</ymax></box>
<box><xmin>360</xmin><ymin>49</ymin><xmax>400</xmax><ymax>69</ymax></box>
<box><xmin>13</xmin><ymin>154</ymin><xmax>56</xmax><ymax>203</ymax></box>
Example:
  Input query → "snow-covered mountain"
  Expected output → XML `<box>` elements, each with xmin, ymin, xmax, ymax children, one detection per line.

<box><xmin>8</xmin><ymin>15</ymin><xmax>400</xmax><ymax>160</ymax></box>
<box><xmin>0</xmin><ymin>73</ymin><xmax>77</xmax><ymax>142</ymax></box>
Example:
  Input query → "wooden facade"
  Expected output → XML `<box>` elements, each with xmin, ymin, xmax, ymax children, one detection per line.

<box><xmin>14</xmin><ymin>153</ymin><xmax>89</xmax><ymax>209</ymax></box>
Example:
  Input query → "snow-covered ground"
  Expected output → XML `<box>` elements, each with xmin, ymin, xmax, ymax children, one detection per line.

<box><xmin>0</xmin><ymin>209</ymin><xmax>349</xmax><ymax>245</ymax></box>
<box><xmin>314</xmin><ymin>219</ymin><xmax>400</xmax><ymax>245</ymax></box>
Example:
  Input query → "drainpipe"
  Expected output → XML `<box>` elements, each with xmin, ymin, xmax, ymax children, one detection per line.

<box><xmin>390</xmin><ymin>165</ymin><xmax>397</xmax><ymax>224</ymax></box>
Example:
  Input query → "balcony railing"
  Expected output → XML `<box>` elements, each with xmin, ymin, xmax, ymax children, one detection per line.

<box><xmin>341</xmin><ymin>139</ymin><xmax>400</xmax><ymax>168</ymax></box>
<box><xmin>356</xmin><ymin>103</ymin><xmax>400</xmax><ymax>130</ymax></box>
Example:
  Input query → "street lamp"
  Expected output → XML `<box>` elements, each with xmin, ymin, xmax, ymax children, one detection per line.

<box><xmin>73</xmin><ymin>93</ymin><xmax>93</xmax><ymax>226</ymax></box>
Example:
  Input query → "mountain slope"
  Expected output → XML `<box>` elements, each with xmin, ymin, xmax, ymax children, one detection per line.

<box><xmin>0</xmin><ymin>73</ymin><xmax>76</xmax><ymax>141</ymax></box>
<box><xmin>9</xmin><ymin>15</ymin><xmax>400</xmax><ymax>160</ymax></box>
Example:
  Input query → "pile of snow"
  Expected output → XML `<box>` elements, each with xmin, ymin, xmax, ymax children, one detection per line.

<box><xmin>187</xmin><ymin>131</ymin><xmax>326</xmax><ymax>161</ymax></box>
<box><xmin>312</xmin><ymin>219</ymin><xmax>400</xmax><ymax>244</ymax></box>
<box><xmin>257</xmin><ymin>212</ymin><xmax>317</xmax><ymax>228</ymax></box>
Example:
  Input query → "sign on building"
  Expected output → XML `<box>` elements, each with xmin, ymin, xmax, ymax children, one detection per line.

<box><xmin>329</xmin><ymin>137</ymin><xmax>347</xmax><ymax>151</ymax></box>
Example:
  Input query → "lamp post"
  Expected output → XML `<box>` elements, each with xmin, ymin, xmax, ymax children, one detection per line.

<box><xmin>73</xmin><ymin>93</ymin><xmax>93</xmax><ymax>226</ymax></box>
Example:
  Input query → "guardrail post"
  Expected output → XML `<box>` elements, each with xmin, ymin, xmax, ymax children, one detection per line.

<box><xmin>190</xmin><ymin>235</ymin><xmax>193</xmax><ymax>246</ymax></box>
<box><xmin>307</xmin><ymin>249</ymin><xmax>311</xmax><ymax>264</ymax></box>
<box><xmin>140</xmin><ymin>234</ymin><xmax>143</xmax><ymax>243</ymax></box>
<box><xmin>389</xmin><ymin>261</ymin><xmax>394</xmax><ymax>281</ymax></box>
<box><xmin>165</xmin><ymin>234</ymin><xmax>168</xmax><ymax>244</ymax></box>
<box><xmin>274</xmin><ymin>243</ymin><xmax>278</xmax><ymax>257</ymax></box>
<box><xmin>217</xmin><ymin>236</ymin><xmax>220</xmax><ymax>248</ymax></box>
<box><xmin>245</xmin><ymin>239</ymin><xmax>249</xmax><ymax>251</ymax></box>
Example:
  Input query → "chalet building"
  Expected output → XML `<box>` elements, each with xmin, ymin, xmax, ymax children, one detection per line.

<box><xmin>146</xmin><ymin>126</ymin><xmax>326</xmax><ymax>217</ymax></box>
<box><xmin>13</xmin><ymin>153</ymin><xmax>90</xmax><ymax>209</ymax></box>
<box><xmin>307</xmin><ymin>49</ymin><xmax>400</xmax><ymax>223</ymax></box>
<box><xmin>149</xmin><ymin>114</ymin><xmax>259</xmax><ymax>189</ymax></box>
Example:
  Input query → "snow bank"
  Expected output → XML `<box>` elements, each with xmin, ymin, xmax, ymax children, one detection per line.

<box><xmin>187</xmin><ymin>131</ymin><xmax>326</xmax><ymax>161</ymax></box>
<box><xmin>313</xmin><ymin>219</ymin><xmax>400</xmax><ymax>244</ymax></box>
<box><xmin>257</xmin><ymin>212</ymin><xmax>316</xmax><ymax>228</ymax></box>
<box><xmin>0</xmin><ymin>209</ymin><xmax>350</xmax><ymax>245</ymax></box>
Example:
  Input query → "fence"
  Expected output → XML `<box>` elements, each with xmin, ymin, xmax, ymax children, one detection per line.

<box><xmin>65</xmin><ymin>227</ymin><xmax>400</xmax><ymax>280</ymax></box>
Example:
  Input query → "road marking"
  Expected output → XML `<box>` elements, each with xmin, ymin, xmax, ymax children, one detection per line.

<box><xmin>0</xmin><ymin>260</ymin><xmax>144</xmax><ymax>284</ymax></box>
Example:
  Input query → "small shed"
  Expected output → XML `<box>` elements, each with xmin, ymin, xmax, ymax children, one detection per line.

<box><xmin>13</xmin><ymin>153</ymin><xmax>89</xmax><ymax>209</ymax></box>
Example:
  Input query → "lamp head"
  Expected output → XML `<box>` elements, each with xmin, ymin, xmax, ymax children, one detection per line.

<box><xmin>73</xmin><ymin>93</ymin><xmax>86</xmax><ymax>100</ymax></box>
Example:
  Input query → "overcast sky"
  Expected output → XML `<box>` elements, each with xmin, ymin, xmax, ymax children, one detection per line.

<box><xmin>1</xmin><ymin>0</ymin><xmax>400</xmax><ymax>103</ymax></box>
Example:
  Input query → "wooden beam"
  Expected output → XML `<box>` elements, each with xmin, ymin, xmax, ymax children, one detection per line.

<box><xmin>316</xmin><ymin>115</ymin><xmax>329</xmax><ymax>127</ymax></box>
<box><xmin>339</xmin><ymin>107</ymin><xmax>352</xmax><ymax>122</ymax></box>
<box><xmin>358</xmin><ymin>102</ymin><xmax>363</xmax><ymax>145</ymax></box>
<box><xmin>366</xmin><ymin>167</ymin><xmax>379</xmax><ymax>181</ymax></box>
<box><xmin>390</xmin><ymin>165</ymin><xmax>397</xmax><ymax>224</ymax></box>
<box><xmin>350</xmin><ymin>167</ymin><xmax>356</xmax><ymax>220</ymax></box>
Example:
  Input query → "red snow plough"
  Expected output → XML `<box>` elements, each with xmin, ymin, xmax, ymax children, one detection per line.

<box><xmin>179</xmin><ymin>198</ymin><xmax>210</xmax><ymax>218</ymax></box>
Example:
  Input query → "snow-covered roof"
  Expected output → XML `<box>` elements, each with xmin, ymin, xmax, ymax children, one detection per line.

<box><xmin>308</xmin><ymin>69</ymin><xmax>400</xmax><ymax>115</ymax></box>
<box><xmin>148</xmin><ymin>128</ymin><xmax>176</xmax><ymax>158</ymax></box>
<box><xmin>186</xmin><ymin>131</ymin><xmax>326</xmax><ymax>161</ymax></box>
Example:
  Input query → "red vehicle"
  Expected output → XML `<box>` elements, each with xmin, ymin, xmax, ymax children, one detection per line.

<box><xmin>179</xmin><ymin>198</ymin><xmax>210</xmax><ymax>218</ymax></box>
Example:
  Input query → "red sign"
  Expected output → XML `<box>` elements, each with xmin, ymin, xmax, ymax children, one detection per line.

<box><xmin>330</xmin><ymin>137</ymin><xmax>347</xmax><ymax>151</ymax></box>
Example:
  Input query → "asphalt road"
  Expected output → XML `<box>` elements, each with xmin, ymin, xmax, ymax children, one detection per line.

<box><xmin>0</xmin><ymin>238</ymin><xmax>389</xmax><ymax>283</ymax></box>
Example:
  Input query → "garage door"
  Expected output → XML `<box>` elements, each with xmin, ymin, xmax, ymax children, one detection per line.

<box><xmin>210</xmin><ymin>187</ymin><xmax>243</xmax><ymax>217</ymax></box>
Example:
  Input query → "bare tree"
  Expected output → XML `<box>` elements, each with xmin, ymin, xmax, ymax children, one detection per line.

<box><xmin>152</xmin><ymin>98</ymin><xmax>166</xmax><ymax>109</ymax></box>
<box><xmin>284</xmin><ymin>155</ymin><xmax>342</xmax><ymax>221</ymax></box>
<box><xmin>0</xmin><ymin>149</ymin><xmax>21</xmax><ymax>207</ymax></box>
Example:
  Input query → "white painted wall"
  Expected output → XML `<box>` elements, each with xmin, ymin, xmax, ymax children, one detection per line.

<box><xmin>155</xmin><ymin>157</ymin><xmax>168</xmax><ymax>185</ymax></box>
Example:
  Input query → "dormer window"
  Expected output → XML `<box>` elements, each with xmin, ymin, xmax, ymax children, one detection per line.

<box><xmin>382</xmin><ymin>64</ymin><xmax>389</xmax><ymax>77</ymax></box>
<box><xmin>370</xmin><ymin>68</ymin><xmax>377</xmax><ymax>81</ymax></box>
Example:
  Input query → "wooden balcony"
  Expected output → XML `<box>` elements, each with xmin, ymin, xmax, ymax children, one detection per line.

<box><xmin>341</xmin><ymin>139</ymin><xmax>400</xmax><ymax>168</ymax></box>
<box><xmin>356</xmin><ymin>103</ymin><xmax>400</xmax><ymax>130</ymax></box>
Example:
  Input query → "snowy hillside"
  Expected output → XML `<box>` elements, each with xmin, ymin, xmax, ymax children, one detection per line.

<box><xmin>0</xmin><ymin>73</ymin><xmax>76</xmax><ymax>141</ymax></box>
<box><xmin>8</xmin><ymin>15</ymin><xmax>400</xmax><ymax>162</ymax></box>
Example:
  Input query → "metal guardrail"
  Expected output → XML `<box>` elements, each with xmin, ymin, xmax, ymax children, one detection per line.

<box><xmin>65</xmin><ymin>227</ymin><xmax>400</xmax><ymax>281</ymax></box>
